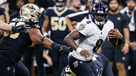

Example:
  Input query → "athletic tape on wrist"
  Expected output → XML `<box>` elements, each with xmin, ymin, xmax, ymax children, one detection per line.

<box><xmin>43</xmin><ymin>32</ymin><xmax>48</xmax><ymax>36</ymax></box>
<box><xmin>76</xmin><ymin>47</ymin><xmax>83</xmax><ymax>53</ymax></box>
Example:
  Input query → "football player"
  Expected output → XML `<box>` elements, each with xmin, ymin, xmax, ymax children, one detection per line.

<box><xmin>0</xmin><ymin>3</ymin><xmax>71</xmax><ymax>76</ymax></box>
<box><xmin>42</xmin><ymin>0</ymin><xmax>75</xmax><ymax>75</ymax></box>
<box><xmin>63</xmin><ymin>2</ymin><xmax>123</xmax><ymax>76</ymax></box>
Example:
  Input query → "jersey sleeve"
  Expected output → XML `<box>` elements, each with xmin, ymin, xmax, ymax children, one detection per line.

<box><xmin>44</xmin><ymin>7</ymin><xmax>52</xmax><ymax>16</ymax></box>
<box><xmin>76</xmin><ymin>19</ymin><xmax>92</xmax><ymax>37</ymax></box>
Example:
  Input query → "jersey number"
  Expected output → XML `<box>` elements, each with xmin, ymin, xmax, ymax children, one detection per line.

<box><xmin>51</xmin><ymin>17</ymin><xmax>67</xmax><ymax>31</ymax></box>
<box><xmin>93</xmin><ymin>39</ymin><xmax>103</xmax><ymax>53</ymax></box>
<box><xmin>4</xmin><ymin>22</ymin><xmax>25</xmax><ymax>39</ymax></box>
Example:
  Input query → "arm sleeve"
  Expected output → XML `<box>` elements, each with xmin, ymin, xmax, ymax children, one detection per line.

<box><xmin>122</xmin><ymin>14</ymin><xmax>129</xmax><ymax>28</ymax></box>
<box><xmin>44</xmin><ymin>8</ymin><xmax>50</xmax><ymax>16</ymax></box>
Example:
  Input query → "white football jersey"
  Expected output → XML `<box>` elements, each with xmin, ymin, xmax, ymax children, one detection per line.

<box><xmin>69</xmin><ymin>19</ymin><xmax>114</xmax><ymax>61</ymax></box>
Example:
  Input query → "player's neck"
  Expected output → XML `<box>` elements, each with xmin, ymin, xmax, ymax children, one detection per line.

<box><xmin>57</xmin><ymin>9</ymin><xmax>64</xmax><ymax>12</ymax></box>
<box><xmin>109</xmin><ymin>10</ymin><xmax>119</xmax><ymax>14</ymax></box>
<box><xmin>98</xmin><ymin>25</ymin><xmax>103</xmax><ymax>30</ymax></box>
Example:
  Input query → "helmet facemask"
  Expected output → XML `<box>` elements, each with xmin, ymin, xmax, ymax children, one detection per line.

<box><xmin>91</xmin><ymin>2</ymin><xmax>109</xmax><ymax>26</ymax></box>
<box><xmin>55</xmin><ymin>0</ymin><xmax>66</xmax><ymax>11</ymax></box>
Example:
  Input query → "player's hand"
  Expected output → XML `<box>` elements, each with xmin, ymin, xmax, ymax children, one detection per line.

<box><xmin>121</xmin><ymin>45</ymin><xmax>129</xmax><ymax>54</ymax></box>
<box><xmin>30</xmin><ymin>42</ymin><xmax>36</xmax><ymax>48</ymax></box>
<box><xmin>108</xmin><ymin>29</ymin><xmax>123</xmax><ymax>40</ymax></box>
<box><xmin>59</xmin><ymin>45</ymin><xmax>73</xmax><ymax>54</ymax></box>
<box><xmin>12</xmin><ymin>24</ymin><xmax>31</xmax><ymax>33</ymax></box>
<box><xmin>80</xmin><ymin>50</ymin><xmax>91</xmax><ymax>58</ymax></box>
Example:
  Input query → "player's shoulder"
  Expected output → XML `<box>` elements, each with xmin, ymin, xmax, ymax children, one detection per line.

<box><xmin>46</xmin><ymin>7</ymin><xmax>54</xmax><ymax>12</ymax></box>
<box><xmin>76</xmin><ymin>19</ymin><xmax>93</xmax><ymax>31</ymax></box>
<box><xmin>106</xmin><ymin>19</ymin><xmax>114</xmax><ymax>28</ymax></box>
<box><xmin>10</xmin><ymin>18</ymin><xmax>40</xmax><ymax>29</ymax></box>
<box><xmin>10</xmin><ymin>18</ymin><xmax>29</xmax><ymax>23</ymax></box>
<box><xmin>80</xmin><ymin>19</ymin><xmax>92</xmax><ymax>24</ymax></box>
<box><xmin>79</xmin><ymin>19</ymin><xmax>93</xmax><ymax>27</ymax></box>
<box><xmin>107</xmin><ymin>19</ymin><xmax>114</xmax><ymax>25</ymax></box>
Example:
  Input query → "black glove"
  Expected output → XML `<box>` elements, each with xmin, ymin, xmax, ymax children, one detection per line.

<box><xmin>59</xmin><ymin>45</ymin><xmax>73</xmax><ymax>54</ymax></box>
<box><xmin>51</xmin><ymin>43</ymin><xmax>73</xmax><ymax>54</ymax></box>
<box><xmin>12</xmin><ymin>24</ymin><xmax>31</xmax><ymax>33</ymax></box>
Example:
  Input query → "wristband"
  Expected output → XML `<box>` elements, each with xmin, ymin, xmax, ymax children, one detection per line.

<box><xmin>76</xmin><ymin>47</ymin><xmax>83</xmax><ymax>53</ymax></box>
<box><xmin>41</xmin><ymin>36</ymin><xmax>46</xmax><ymax>45</ymax></box>
<box><xmin>11</xmin><ymin>26</ymin><xmax>16</xmax><ymax>32</ymax></box>
<box><xmin>124</xmin><ymin>44</ymin><xmax>129</xmax><ymax>47</ymax></box>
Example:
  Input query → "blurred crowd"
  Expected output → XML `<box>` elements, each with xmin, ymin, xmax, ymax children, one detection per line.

<box><xmin>0</xmin><ymin>0</ymin><xmax>136</xmax><ymax>76</ymax></box>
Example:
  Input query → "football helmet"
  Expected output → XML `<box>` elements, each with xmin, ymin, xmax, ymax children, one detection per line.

<box><xmin>19</xmin><ymin>3</ymin><xmax>41</xmax><ymax>24</ymax></box>
<box><xmin>91</xmin><ymin>2</ymin><xmax>109</xmax><ymax>26</ymax></box>
<box><xmin>55</xmin><ymin>0</ymin><xmax>67</xmax><ymax>11</ymax></box>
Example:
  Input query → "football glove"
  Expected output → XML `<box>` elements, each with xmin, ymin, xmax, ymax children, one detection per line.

<box><xmin>12</xmin><ymin>24</ymin><xmax>31</xmax><ymax>33</ymax></box>
<box><xmin>59</xmin><ymin>45</ymin><xmax>73</xmax><ymax>54</ymax></box>
<box><xmin>51</xmin><ymin>43</ymin><xmax>72</xmax><ymax>54</ymax></box>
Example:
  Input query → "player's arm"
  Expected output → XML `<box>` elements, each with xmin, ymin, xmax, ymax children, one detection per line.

<box><xmin>0</xmin><ymin>14</ymin><xmax>5</xmax><ymax>22</ymax></box>
<box><xmin>64</xmin><ymin>29</ymin><xmax>90</xmax><ymax>58</ymax></box>
<box><xmin>42</xmin><ymin>15</ymin><xmax>49</xmax><ymax>36</ymax></box>
<box><xmin>121</xmin><ymin>28</ymin><xmax>130</xmax><ymax>54</ymax></box>
<box><xmin>27</xmin><ymin>28</ymin><xmax>71</xmax><ymax>54</ymax></box>
<box><xmin>65</xmin><ymin>16</ymin><xmax>75</xmax><ymax>32</ymax></box>
<box><xmin>108</xmin><ymin>29</ymin><xmax>123</xmax><ymax>50</ymax></box>
<box><xmin>0</xmin><ymin>21</ymin><xmax>30</xmax><ymax>32</ymax></box>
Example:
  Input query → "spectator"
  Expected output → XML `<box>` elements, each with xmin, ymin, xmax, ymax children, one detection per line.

<box><xmin>120</xmin><ymin>0</ymin><xmax>136</xmax><ymax>76</ymax></box>
<box><xmin>1</xmin><ymin>2</ymin><xmax>10</xmax><ymax>23</ymax></box>
<box><xmin>0</xmin><ymin>7</ymin><xmax>6</xmax><ymax>22</ymax></box>
<box><xmin>10</xmin><ymin>0</ymin><xmax>25</xmax><ymax>20</ymax></box>
<box><xmin>69</xmin><ymin>0</ymin><xmax>81</xmax><ymax>12</ymax></box>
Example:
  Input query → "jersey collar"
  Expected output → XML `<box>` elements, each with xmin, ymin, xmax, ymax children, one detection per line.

<box><xmin>54</xmin><ymin>6</ymin><xmax>68</xmax><ymax>16</ymax></box>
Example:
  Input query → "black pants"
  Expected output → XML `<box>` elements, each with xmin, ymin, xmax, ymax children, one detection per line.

<box><xmin>0</xmin><ymin>59</ymin><xmax>15</xmax><ymax>76</ymax></box>
<box><xmin>23</xmin><ymin>45</ymin><xmax>44</xmax><ymax>76</ymax></box>
<box><xmin>15</xmin><ymin>60</ymin><xmax>30</xmax><ymax>76</ymax></box>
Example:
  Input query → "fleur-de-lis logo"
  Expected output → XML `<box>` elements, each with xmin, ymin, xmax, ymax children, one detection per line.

<box><xmin>7</xmin><ymin>67</ymin><xmax>11</xmax><ymax>71</ymax></box>
<box><xmin>27</xmin><ymin>5</ymin><xmax>36</xmax><ymax>12</ymax></box>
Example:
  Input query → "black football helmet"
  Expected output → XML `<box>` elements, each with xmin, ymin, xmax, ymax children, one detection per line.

<box><xmin>91</xmin><ymin>2</ymin><xmax>109</xmax><ymax>26</ymax></box>
<box><xmin>55</xmin><ymin>0</ymin><xmax>67</xmax><ymax>11</ymax></box>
